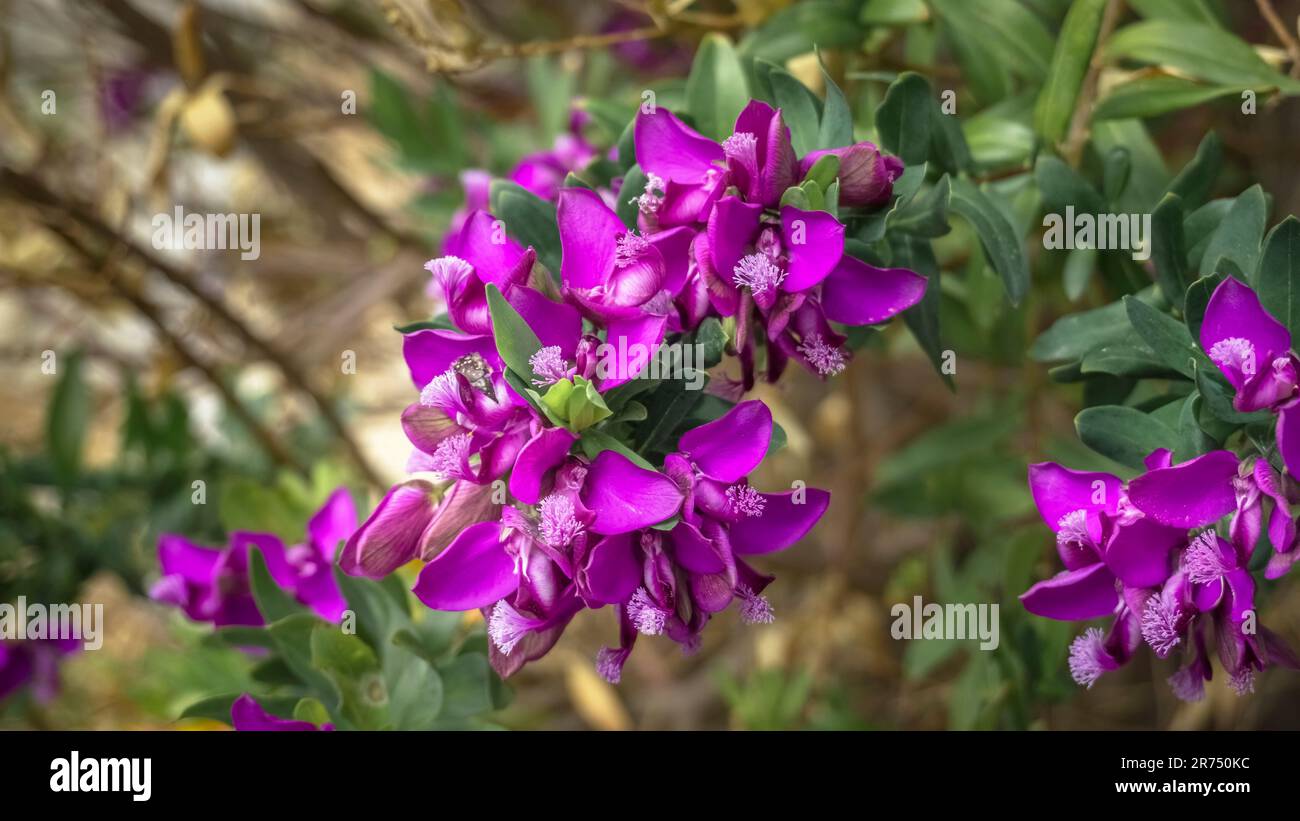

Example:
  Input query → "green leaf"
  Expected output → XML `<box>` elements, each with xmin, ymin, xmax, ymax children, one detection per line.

<box><xmin>311</xmin><ymin>624</ymin><xmax>387</xmax><ymax>729</ymax></box>
<box><xmin>816</xmin><ymin>52</ymin><xmax>853</xmax><ymax>150</ymax></box>
<box><xmin>485</xmin><ymin>283</ymin><xmax>544</xmax><ymax>383</ymax></box>
<box><xmin>249</xmin><ymin>548</ymin><xmax>307</xmax><ymax>623</ymax></box>
<box><xmin>268</xmin><ymin>614</ymin><xmax>340</xmax><ymax>710</ymax></box>
<box><xmin>578</xmin><ymin>428</ymin><xmax>656</xmax><ymax>471</ymax></box>
<box><xmin>875</xmin><ymin>72</ymin><xmax>932</xmax><ymax>166</ymax></box>
<box><xmin>686</xmin><ymin>33</ymin><xmax>749</xmax><ymax>140</ymax></box>
<box><xmin>1075</xmin><ymin>405</ymin><xmax>1178</xmax><ymax>469</ymax></box>
<box><xmin>46</xmin><ymin>349</ymin><xmax>88</xmax><ymax>486</ymax></box>
<box><xmin>1035</xmin><ymin>156</ymin><xmax>1106</xmax><ymax>216</ymax></box>
<box><xmin>1175</xmin><ymin>393</ymin><xmax>1215</xmax><ymax>461</ymax></box>
<box><xmin>888</xmin><ymin>233</ymin><xmax>949</xmax><ymax>387</ymax></box>
<box><xmin>1093</xmin><ymin>76</ymin><xmax>1248</xmax><ymax>121</ymax></box>
<box><xmin>1124</xmin><ymin>296</ymin><xmax>1198</xmax><ymax>378</ymax></box>
<box><xmin>1063</xmin><ymin>245</ymin><xmax>1097</xmax><ymax>302</ymax></box>
<box><xmin>1031</xmin><ymin>289</ymin><xmax>1159</xmax><ymax>362</ymax></box>
<box><xmin>1034</xmin><ymin>0</ymin><xmax>1108</xmax><ymax>144</ymax></box>
<box><xmin>293</xmin><ymin>697</ymin><xmax>333</xmax><ymax>727</ymax></box>
<box><xmin>860</xmin><ymin>0</ymin><xmax>928</xmax><ymax>24</ymax></box>
<box><xmin>1150</xmin><ymin>194</ymin><xmax>1188</xmax><ymax>309</ymax></box>
<box><xmin>948</xmin><ymin>177</ymin><xmax>1029</xmax><ymax>305</ymax></box>
<box><xmin>931</xmin><ymin>0</ymin><xmax>1053</xmax><ymax>79</ymax></box>
<box><xmin>888</xmin><ymin>174</ymin><xmax>951</xmax><ymax>238</ymax></box>
<box><xmin>438</xmin><ymin>652</ymin><xmax>509</xmax><ymax>720</ymax></box>
<box><xmin>1258</xmin><ymin>216</ymin><xmax>1300</xmax><ymax>343</ymax></box>
<box><xmin>489</xmin><ymin>180</ymin><xmax>561</xmax><ymax>275</ymax></box>
<box><xmin>1166</xmin><ymin>132</ymin><xmax>1222</xmax><ymax>211</ymax></box>
<box><xmin>1195</xmin><ymin>361</ymin><xmax>1271</xmax><ymax>425</ymax></box>
<box><xmin>929</xmin><ymin>101</ymin><xmax>971</xmax><ymax>174</ymax></box>
<box><xmin>616</xmin><ymin>164</ymin><xmax>649</xmax><ymax>229</ymax></box>
<box><xmin>1127</xmin><ymin>0</ymin><xmax>1221</xmax><ymax>27</ymax></box>
<box><xmin>768</xmin><ymin>66</ymin><xmax>822</xmax><ymax>156</ymax></box>
<box><xmin>1106</xmin><ymin>22</ymin><xmax>1300</xmax><ymax>93</ymax></box>
<box><xmin>1183</xmin><ymin>273</ymin><xmax>1226</xmax><ymax>343</ymax></box>
<box><xmin>1199</xmin><ymin>184</ymin><xmax>1267</xmax><ymax>278</ymax></box>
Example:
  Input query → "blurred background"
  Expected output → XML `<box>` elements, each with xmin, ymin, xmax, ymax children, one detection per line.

<box><xmin>3</xmin><ymin>0</ymin><xmax>1300</xmax><ymax>730</ymax></box>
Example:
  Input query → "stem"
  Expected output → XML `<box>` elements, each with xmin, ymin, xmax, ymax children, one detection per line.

<box><xmin>1062</xmin><ymin>0</ymin><xmax>1124</xmax><ymax>168</ymax></box>
<box><xmin>1256</xmin><ymin>0</ymin><xmax>1300</xmax><ymax>79</ymax></box>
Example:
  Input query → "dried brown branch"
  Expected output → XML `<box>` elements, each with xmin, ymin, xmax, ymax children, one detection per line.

<box><xmin>1</xmin><ymin>167</ymin><xmax>386</xmax><ymax>489</ymax></box>
<box><xmin>1256</xmin><ymin>0</ymin><xmax>1300</xmax><ymax>79</ymax></box>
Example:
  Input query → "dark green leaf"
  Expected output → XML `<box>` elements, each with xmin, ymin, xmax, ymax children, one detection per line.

<box><xmin>1106</xmin><ymin>22</ymin><xmax>1300</xmax><ymax>92</ymax></box>
<box><xmin>1166</xmin><ymin>132</ymin><xmax>1222</xmax><ymax>211</ymax></box>
<box><xmin>948</xmin><ymin>177</ymin><xmax>1029</xmax><ymax>305</ymax></box>
<box><xmin>875</xmin><ymin>72</ymin><xmax>932</xmax><ymax>165</ymax></box>
<box><xmin>489</xmin><ymin>181</ymin><xmax>562</xmax><ymax>276</ymax></box>
<box><xmin>1034</xmin><ymin>0</ymin><xmax>1108</xmax><ymax>144</ymax></box>
<box><xmin>1199</xmin><ymin>184</ymin><xmax>1266</xmax><ymax>278</ymax></box>
<box><xmin>1093</xmin><ymin>76</ymin><xmax>1248</xmax><ymax>121</ymax></box>
<box><xmin>1123</xmin><ymin>296</ymin><xmax>1198</xmax><ymax>378</ymax></box>
<box><xmin>1075</xmin><ymin>405</ymin><xmax>1178</xmax><ymax>469</ymax></box>
<box><xmin>1150</xmin><ymin>194</ymin><xmax>1188</xmax><ymax>309</ymax></box>
<box><xmin>46</xmin><ymin>349</ymin><xmax>88</xmax><ymax>485</ymax></box>
<box><xmin>816</xmin><ymin>52</ymin><xmax>854</xmax><ymax>150</ymax></box>
<box><xmin>486</xmin><ymin>283</ymin><xmax>544</xmax><ymax>383</ymax></box>
<box><xmin>1257</xmin><ymin>216</ymin><xmax>1300</xmax><ymax>343</ymax></box>
<box><xmin>686</xmin><ymin>33</ymin><xmax>749</xmax><ymax>140</ymax></box>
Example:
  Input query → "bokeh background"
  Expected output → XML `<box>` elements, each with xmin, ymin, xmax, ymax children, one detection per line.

<box><xmin>3</xmin><ymin>0</ymin><xmax>1300</xmax><ymax>730</ymax></box>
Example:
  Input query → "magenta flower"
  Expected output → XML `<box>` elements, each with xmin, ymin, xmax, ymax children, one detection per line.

<box><xmin>231</xmin><ymin>694</ymin><xmax>333</xmax><ymax>731</ymax></box>
<box><xmin>798</xmin><ymin>142</ymin><xmax>903</xmax><ymax>208</ymax></box>
<box><xmin>0</xmin><ymin>637</ymin><xmax>79</xmax><ymax>703</ymax></box>
<box><xmin>152</xmin><ymin>489</ymin><xmax>357</xmax><ymax>625</ymax></box>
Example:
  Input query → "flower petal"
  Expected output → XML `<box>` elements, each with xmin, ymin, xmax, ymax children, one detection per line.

<box><xmin>402</xmin><ymin>329</ymin><xmax>498</xmax><ymax>389</ymax></box>
<box><xmin>580</xmin><ymin>451</ymin><xmax>683</xmax><ymax>534</ymax></box>
<box><xmin>1126</xmin><ymin>450</ymin><xmax>1239</xmax><ymax>528</ymax></box>
<box><xmin>580</xmin><ymin>533</ymin><xmax>641</xmax><ymax>605</ymax></box>
<box><xmin>509</xmin><ymin>427</ymin><xmax>577</xmax><ymax>505</ymax></box>
<box><xmin>729</xmin><ymin>487</ymin><xmax>830</xmax><ymax>554</ymax></box>
<box><xmin>1027</xmin><ymin>462</ymin><xmax>1122</xmax><ymax>530</ymax></box>
<box><xmin>558</xmin><ymin>188</ymin><xmax>622</xmax><ymax>289</ymax></box>
<box><xmin>1201</xmin><ymin>276</ymin><xmax>1291</xmax><ymax>387</ymax></box>
<box><xmin>340</xmin><ymin>481</ymin><xmax>437</xmax><ymax>578</ymax></box>
<box><xmin>1104</xmin><ymin>517</ymin><xmax>1183</xmax><ymax>588</ymax></box>
<box><xmin>634</xmin><ymin>107</ymin><xmax>724</xmax><ymax>183</ymax></box>
<box><xmin>1019</xmin><ymin>563</ymin><xmax>1118</xmax><ymax>621</ymax></box>
<box><xmin>780</xmin><ymin>207</ymin><xmax>845</xmax><ymax>291</ymax></box>
<box><xmin>820</xmin><ymin>255</ymin><xmax>927</xmax><ymax>325</ymax></box>
<box><xmin>677</xmin><ymin>399</ymin><xmax>772</xmax><ymax>483</ymax></box>
<box><xmin>707</xmin><ymin>196</ymin><xmax>763</xmax><ymax>283</ymax></box>
<box><xmin>411</xmin><ymin>521</ymin><xmax>517</xmax><ymax>611</ymax></box>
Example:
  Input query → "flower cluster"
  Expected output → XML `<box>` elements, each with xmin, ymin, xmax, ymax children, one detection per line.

<box><xmin>150</xmin><ymin>489</ymin><xmax>357</xmax><ymax>626</ymax></box>
<box><xmin>1022</xmin><ymin>277</ymin><xmax>1300</xmax><ymax>698</ymax></box>
<box><xmin>342</xmin><ymin>96</ymin><xmax>917</xmax><ymax>681</ymax></box>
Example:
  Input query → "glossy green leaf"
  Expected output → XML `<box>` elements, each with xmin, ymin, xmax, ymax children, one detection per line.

<box><xmin>1075</xmin><ymin>405</ymin><xmax>1178</xmax><ymax>469</ymax></box>
<box><xmin>686</xmin><ymin>34</ymin><xmax>749</xmax><ymax>140</ymax></box>
<box><xmin>1034</xmin><ymin>0</ymin><xmax>1108</xmax><ymax>144</ymax></box>
<box><xmin>948</xmin><ymin>178</ymin><xmax>1029</xmax><ymax>305</ymax></box>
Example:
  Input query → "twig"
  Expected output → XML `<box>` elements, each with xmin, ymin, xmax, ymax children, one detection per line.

<box><xmin>1062</xmin><ymin>0</ymin><xmax>1124</xmax><ymax>168</ymax></box>
<box><xmin>1256</xmin><ymin>0</ymin><xmax>1300</xmax><ymax>79</ymax></box>
<box><xmin>2</xmin><ymin>167</ymin><xmax>385</xmax><ymax>489</ymax></box>
<box><xmin>2</xmin><ymin>256</ymin><xmax>306</xmax><ymax>476</ymax></box>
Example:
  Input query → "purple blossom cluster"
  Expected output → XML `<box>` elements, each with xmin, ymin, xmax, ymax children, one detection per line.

<box><xmin>1022</xmin><ymin>276</ymin><xmax>1300</xmax><ymax>698</ymax></box>
<box><xmin>340</xmin><ymin>97</ymin><xmax>919</xmax><ymax>681</ymax></box>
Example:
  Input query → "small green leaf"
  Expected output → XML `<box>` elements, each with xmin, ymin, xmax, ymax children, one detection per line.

<box><xmin>875</xmin><ymin>72</ymin><xmax>932</xmax><ymax>165</ymax></box>
<box><xmin>1150</xmin><ymin>194</ymin><xmax>1188</xmax><ymax>309</ymax></box>
<box><xmin>1257</xmin><ymin>216</ymin><xmax>1300</xmax><ymax>343</ymax></box>
<box><xmin>1034</xmin><ymin>0</ymin><xmax>1109</xmax><ymax>144</ymax></box>
<box><xmin>768</xmin><ymin>66</ymin><xmax>821</xmax><ymax>156</ymax></box>
<box><xmin>860</xmin><ymin>0</ymin><xmax>928</xmax><ymax>25</ymax></box>
<box><xmin>489</xmin><ymin>180</ymin><xmax>561</xmax><ymax>275</ymax></box>
<box><xmin>948</xmin><ymin>177</ymin><xmax>1029</xmax><ymax>305</ymax></box>
<box><xmin>1124</xmin><ymin>296</ymin><xmax>1198</xmax><ymax>378</ymax></box>
<box><xmin>1199</xmin><ymin>184</ymin><xmax>1267</xmax><ymax>278</ymax></box>
<box><xmin>1076</xmin><ymin>405</ymin><xmax>1178</xmax><ymax>469</ymax></box>
<box><xmin>888</xmin><ymin>174</ymin><xmax>951</xmax><ymax>238</ymax></box>
<box><xmin>485</xmin><ymin>283</ymin><xmax>544</xmax><ymax>383</ymax></box>
<box><xmin>1093</xmin><ymin>76</ymin><xmax>1248</xmax><ymax>121</ymax></box>
<box><xmin>816</xmin><ymin>51</ymin><xmax>853</xmax><ymax>150</ymax></box>
<box><xmin>46</xmin><ymin>349</ymin><xmax>89</xmax><ymax>486</ymax></box>
<box><xmin>686</xmin><ymin>33</ymin><xmax>749</xmax><ymax>140</ymax></box>
<box><xmin>1106</xmin><ymin>22</ymin><xmax>1300</xmax><ymax>92</ymax></box>
<box><xmin>1166</xmin><ymin>132</ymin><xmax>1222</xmax><ymax>211</ymax></box>
<box><xmin>249</xmin><ymin>548</ymin><xmax>306</xmax><ymax>623</ymax></box>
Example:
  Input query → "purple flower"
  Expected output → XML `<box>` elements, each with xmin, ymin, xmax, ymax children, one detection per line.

<box><xmin>427</xmin><ymin>210</ymin><xmax>537</xmax><ymax>336</ymax></box>
<box><xmin>0</xmin><ymin>637</ymin><xmax>79</xmax><ymax>703</ymax></box>
<box><xmin>231</xmin><ymin>694</ymin><xmax>333</xmax><ymax>731</ymax></box>
<box><xmin>152</xmin><ymin>489</ymin><xmax>357</xmax><ymax>625</ymax></box>
<box><xmin>798</xmin><ymin>143</ymin><xmax>903</xmax><ymax>208</ymax></box>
